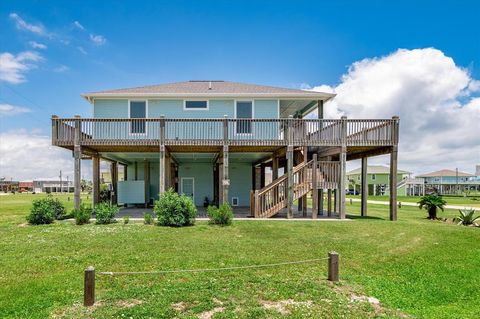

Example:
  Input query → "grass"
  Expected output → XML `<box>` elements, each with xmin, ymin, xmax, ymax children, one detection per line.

<box><xmin>0</xmin><ymin>194</ymin><xmax>479</xmax><ymax>318</ymax></box>
<box><xmin>347</xmin><ymin>194</ymin><xmax>480</xmax><ymax>207</ymax></box>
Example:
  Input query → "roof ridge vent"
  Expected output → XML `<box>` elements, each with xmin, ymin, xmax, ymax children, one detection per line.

<box><xmin>208</xmin><ymin>81</ymin><xmax>212</xmax><ymax>90</ymax></box>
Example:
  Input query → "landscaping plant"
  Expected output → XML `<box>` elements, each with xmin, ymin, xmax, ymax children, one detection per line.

<box><xmin>456</xmin><ymin>208</ymin><xmax>479</xmax><ymax>226</ymax></box>
<box><xmin>418</xmin><ymin>194</ymin><xmax>447</xmax><ymax>219</ymax></box>
<box><xmin>123</xmin><ymin>215</ymin><xmax>129</xmax><ymax>224</ymax></box>
<box><xmin>94</xmin><ymin>202</ymin><xmax>119</xmax><ymax>224</ymax></box>
<box><xmin>207</xmin><ymin>203</ymin><xmax>233</xmax><ymax>226</ymax></box>
<box><xmin>26</xmin><ymin>197</ymin><xmax>59</xmax><ymax>225</ymax></box>
<box><xmin>72</xmin><ymin>204</ymin><xmax>92</xmax><ymax>225</ymax></box>
<box><xmin>154</xmin><ymin>188</ymin><xmax>197</xmax><ymax>227</ymax></box>
<box><xmin>143</xmin><ymin>213</ymin><xmax>153</xmax><ymax>225</ymax></box>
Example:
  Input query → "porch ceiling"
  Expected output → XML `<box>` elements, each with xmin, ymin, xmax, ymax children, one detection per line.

<box><xmin>280</xmin><ymin>99</ymin><xmax>316</xmax><ymax>117</ymax></box>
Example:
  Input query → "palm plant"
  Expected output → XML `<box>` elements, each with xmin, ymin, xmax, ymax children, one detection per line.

<box><xmin>456</xmin><ymin>209</ymin><xmax>479</xmax><ymax>226</ymax></box>
<box><xmin>418</xmin><ymin>194</ymin><xmax>447</xmax><ymax>219</ymax></box>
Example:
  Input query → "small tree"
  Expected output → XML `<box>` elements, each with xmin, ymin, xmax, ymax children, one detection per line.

<box><xmin>418</xmin><ymin>194</ymin><xmax>447</xmax><ymax>219</ymax></box>
<box><xmin>154</xmin><ymin>189</ymin><xmax>197</xmax><ymax>227</ymax></box>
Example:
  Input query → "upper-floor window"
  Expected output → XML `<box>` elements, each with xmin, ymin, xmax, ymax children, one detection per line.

<box><xmin>184</xmin><ymin>100</ymin><xmax>208</xmax><ymax>110</ymax></box>
<box><xmin>129</xmin><ymin>100</ymin><xmax>146</xmax><ymax>134</ymax></box>
<box><xmin>371</xmin><ymin>174</ymin><xmax>376</xmax><ymax>181</ymax></box>
<box><xmin>236</xmin><ymin>100</ymin><xmax>253</xmax><ymax>134</ymax></box>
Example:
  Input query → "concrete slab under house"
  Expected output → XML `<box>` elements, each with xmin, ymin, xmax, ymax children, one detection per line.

<box><xmin>51</xmin><ymin>80</ymin><xmax>400</xmax><ymax>220</ymax></box>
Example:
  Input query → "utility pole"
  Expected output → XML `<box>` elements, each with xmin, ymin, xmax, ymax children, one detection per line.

<box><xmin>59</xmin><ymin>170</ymin><xmax>63</xmax><ymax>193</ymax></box>
<box><xmin>456</xmin><ymin>167</ymin><xmax>459</xmax><ymax>195</ymax></box>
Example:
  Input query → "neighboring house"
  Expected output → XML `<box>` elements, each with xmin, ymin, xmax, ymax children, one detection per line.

<box><xmin>52</xmin><ymin>80</ymin><xmax>400</xmax><ymax>219</ymax></box>
<box><xmin>0</xmin><ymin>180</ymin><xmax>19</xmax><ymax>193</ymax></box>
<box><xmin>417</xmin><ymin>168</ymin><xmax>480</xmax><ymax>195</ymax></box>
<box><xmin>19</xmin><ymin>181</ymin><xmax>34</xmax><ymax>192</ymax></box>
<box><xmin>347</xmin><ymin>165</ymin><xmax>410</xmax><ymax>196</ymax></box>
<box><xmin>33</xmin><ymin>180</ymin><xmax>74</xmax><ymax>193</ymax></box>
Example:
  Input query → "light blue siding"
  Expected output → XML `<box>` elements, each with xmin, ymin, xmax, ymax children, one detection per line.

<box><xmin>94</xmin><ymin>99</ymin><xmax>128</xmax><ymax>118</ymax></box>
<box><xmin>178</xmin><ymin>163</ymin><xmax>214</xmax><ymax>206</ymax></box>
<box><xmin>254</xmin><ymin>100</ymin><xmax>278</xmax><ymax>118</ymax></box>
<box><xmin>228</xmin><ymin>162</ymin><xmax>252</xmax><ymax>206</ymax></box>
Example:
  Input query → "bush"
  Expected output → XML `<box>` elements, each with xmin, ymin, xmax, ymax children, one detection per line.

<box><xmin>456</xmin><ymin>209</ymin><xmax>479</xmax><ymax>226</ymax></box>
<box><xmin>47</xmin><ymin>196</ymin><xmax>67</xmax><ymax>219</ymax></box>
<box><xmin>123</xmin><ymin>215</ymin><xmax>129</xmax><ymax>224</ymax></box>
<box><xmin>207</xmin><ymin>203</ymin><xmax>233</xmax><ymax>226</ymax></box>
<box><xmin>144</xmin><ymin>213</ymin><xmax>153</xmax><ymax>225</ymax></box>
<box><xmin>94</xmin><ymin>202</ymin><xmax>118</xmax><ymax>224</ymax></box>
<box><xmin>73</xmin><ymin>204</ymin><xmax>92</xmax><ymax>225</ymax></box>
<box><xmin>418</xmin><ymin>194</ymin><xmax>446</xmax><ymax>219</ymax></box>
<box><xmin>26</xmin><ymin>198</ymin><xmax>56</xmax><ymax>225</ymax></box>
<box><xmin>154</xmin><ymin>189</ymin><xmax>197</xmax><ymax>227</ymax></box>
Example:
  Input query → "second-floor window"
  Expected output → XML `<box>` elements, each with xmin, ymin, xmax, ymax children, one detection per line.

<box><xmin>184</xmin><ymin>100</ymin><xmax>208</xmax><ymax>110</ymax></box>
<box><xmin>236</xmin><ymin>101</ymin><xmax>253</xmax><ymax>134</ymax></box>
<box><xmin>371</xmin><ymin>174</ymin><xmax>376</xmax><ymax>181</ymax></box>
<box><xmin>129</xmin><ymin>101</ymin><xmax>146</xmax><ymax>134</ymax></box>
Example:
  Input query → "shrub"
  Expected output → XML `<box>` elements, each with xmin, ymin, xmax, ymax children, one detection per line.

<box><xmin>154</xmin><ymin>189</ymin><xmax>197</xmax><ymax>227</ymax></box>
<box><xmin>123</xmin><ymin>215</ymin><xmax>129</xmax><ymax>224</ymax></box>
<box><xmin>94</xmin><ymin>202</ymin><xmax>118</xmax><ymax>224</ymax></box>
<box><xmin>47</xmin><ymin>196</ymin><xmax>67</xmax><ymax>219</ymax></box>
<box><xmin>73</xmin><ymin>204</ymin><xmax>92</xmax><ymax>225</ymax></box>
<box><xmin>418</xmin><ymin>194</ymin><xmax>446</xmax><ymax>219</ymax></box>
<box><xmin>26</xmin><ymin>198</ymin><xmax>56</xmax><ymax>225</ymax></box>
<box><xmin>207</xmin><ymin>203</ymin><xmax>233</xmax><ymax>226</ymax></box>
<box><xmin>144</xmin><ymin>213</ymin><xmax>153</xmax><ymax>225</ymax></box>
<box><xmin>456</xmin><ymin>209</ymin><xmax>479</xmax><ymax>226</ymax></box>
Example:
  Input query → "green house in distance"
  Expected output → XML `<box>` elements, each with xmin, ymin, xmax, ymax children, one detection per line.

<box><xmin>347</xmin><ymin>165</ymin><xmax>410</xmax><ymax>195</ymax></box>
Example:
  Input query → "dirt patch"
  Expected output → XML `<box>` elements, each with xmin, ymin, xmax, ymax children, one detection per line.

<box><xmin>260</xmin><ymin>299</ymin><xmax>313</xmax><ymax>315</ymax></box>
<box><xmin>50</xmin><ymin>301</ymin><xmax>104</xmax><ymax>318</ymax></box>
<box><xmin>198</xmin><ymin>306</ymin><xmax>225</xmax><ymax>319</ymax></box>
<box><xmin>17</xmin><ymin>222</ymin><xmax>28</xmax><ymax>227</ymax></box>
<box><xmin>171</xmin><ymin>301</ymin><xmax>189</xmax><ymax>312</ymax></box>
<box><xmin>116</xmin><ymin>299</ymin><xmax>143</xmax><ymax>309</ymax></box>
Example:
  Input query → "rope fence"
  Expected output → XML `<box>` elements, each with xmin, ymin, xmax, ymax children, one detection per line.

<box><xmin>84</xmin><ymin>251</ymin><xmax>340</xmax><ymax>306</ymax></box>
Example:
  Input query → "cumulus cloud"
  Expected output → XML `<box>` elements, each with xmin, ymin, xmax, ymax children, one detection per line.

<box><xmin>0</xmin><ymin>51</ymin><xmax>44</xmax><ymax>84</ymax></box>
<box><xmin>89</xmin><ymin>34</ymin><xmax>106</xmax><ymax>45</ymax></box>
<box><xmin>308</xmin><ymin>48</ymin><xmax>480</xmax><ymax>175</ymax></box>
<box><xmin>0</xmin><ymin>130</ymin><xmax>90</xmax><ymax>181</ymax></box>
<box><xmin>9</xmin><ymin>13</ymin><xmax>49</xmax><ymax>37</ymax></box>
<box><xmin>0</xmin><ymin>103</ymin><xmax>32</xmax><ymax>116</ymax></box>
<box><xmin>29</xmin><ymin>41</ymin><xmax>47</xmax><ymax>49</ymax></box>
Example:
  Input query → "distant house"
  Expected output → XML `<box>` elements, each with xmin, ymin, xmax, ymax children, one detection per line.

<box><xmin>51</xmin><ymin>80</ymin><xmax>401</xmax><ymax>220</ymax></box>
<box><xmin>19</xmin><ymin>181</ymin><xmax>34</xmax><ymax>192</ymax></box>
<box><xmin>347</xmin><ymin>165</ymin><xmax>410</xmax><ymax>195</ymax></box>
<box><xmin>417</xmin><ymin>168</ymin><xmax>480</xmax><ymax>195</ymax></box>
<box><xmin>33</xmin><ymin>180</ymin><xmax>74</xmax><ymax>193</ymax></box>
<box><xmin>0</xmin><ymin>180</ymin><xmax>19</xmax><ymax>193</ymax></box>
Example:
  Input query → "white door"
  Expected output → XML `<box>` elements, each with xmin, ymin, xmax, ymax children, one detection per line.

<box><xmin>181</xmin><ymin>178</ymin><xmax>195</xmax><ymax>203</ymax></box>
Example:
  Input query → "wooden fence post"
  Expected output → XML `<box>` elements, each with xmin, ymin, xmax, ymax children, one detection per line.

<box><xmin>84</xmin><ymin>266</ymin><xmax>95</xmax><ymax>306</ymax></box>
<box><xmin>328</xmin><ymin>252</ymin><xmax>339</xmax><ymax>282</ymax></box>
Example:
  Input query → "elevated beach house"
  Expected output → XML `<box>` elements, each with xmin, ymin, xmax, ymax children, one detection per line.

<box><xmin>51</xmin><ymin>80</ymin><xmax>400</xmax><ymax>219</ymax></box>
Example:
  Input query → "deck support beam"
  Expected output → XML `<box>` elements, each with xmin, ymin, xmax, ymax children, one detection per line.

<box><xmin>92</xmin><ymin>155</ymin><xmax>100</xmax><ymax>206</ymax></box>
<box><xmin>159</xmin><ymin>115</ymin><xmax>166</xmax><ymax>196</ymax></box>
<box><xmin>389</xmin><ymin>116</ymin><xmax>400</xmax><ymax>221</ymax></box>
<box><xmin>311</xmin><ymin>154</ymin><xmax>318</xmax><ymax>219</ymax></box>
<box><xmin>144</xmin><ymin>160</ymin><xmax>150</xmax><ymax>207</ymax></box>
<box><xmin>111</xmin><ymin>161</ymin><xmax>118</xmax><ymax>205</ymax></box>
<box><xmin>222</xmin><ymin>145</ymin><xmax>229</xmax><ymax>205</ymax></box>
<box><xmin>319</xmin><ymin>189</ymin><xmax>324</xmax><ymax>216</ymax></box>
<box><xmin>73</xmin><ymin>115</ymin><xmax>82</xmax><ymax>210</ymax></box>
<box><xmin>361</xmin><ymin>157</ymin><xmax>368</xmax><ymax>216</ymax></box>
<box><xmin>338</xmin><ymin>116</ymin><xmax>347</xmax><ymax>219</ymax></box>
<box><xmin>287</xmin><ymin>145</ymin><xmax>294</xmax><ymax>219</ymax></box>
<box><xmin>327</xmin><ymin>189</ymin><xmax>332</xmax><ymax>217</ymax></box>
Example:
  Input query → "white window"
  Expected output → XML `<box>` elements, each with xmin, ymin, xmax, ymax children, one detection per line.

<box><xmin>129</xmin><ymin>100</ymin><xmax>147</xmax><ymax>134</ymax></box>
<box><xmin>184</xmin><ymin>100</ymin><xmax>208</xmax><ymax>110</ymax></box>
<box><xmin>231</xmin><ymin>197</ymin><xmax>239</xmax><ymax>206</ymax></box>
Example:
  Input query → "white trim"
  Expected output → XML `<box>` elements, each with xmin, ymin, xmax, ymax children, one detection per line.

<box><xmin>128</xmin><ymin>99</ymin><xmax>148</xmax><ymax>135</ymax></box>
<box><xmin>183</xmin><ymin>99</ymin><xmax>209</xmax><ymax>111</ymax></box>
<box><xmin>180</xmin><ymin>177</ymin><xmax>195</xmax><ymax>202</ymax></box>
<box><xmin>234</xmin><ymin>99</ymin><xmax>254</xmax><ymax>135</ymax></box>
<box><xmin>231</xmin><ymin>197</ymin><xmax>239</xmax><ymax>206</ymax></box>
<box><xmin>277</xmin><ymin>99</ymin><xmax>280</xmax><ymax>119</ymax></box>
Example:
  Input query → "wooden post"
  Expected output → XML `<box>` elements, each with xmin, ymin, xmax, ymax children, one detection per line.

<box><xmin>338</xmin><ymin>116</ymin><xmax>347</xmax><ymax>219</ymax></box>
<box><xmin>333</xmin><ymin>189</ymin><xmax>337</xmax><ymax>214</ymax></box>
<box><xmin>317</xmin><ymin>100</ymin><xmax>324</xmax><ymax>119</ymax></box>
<box><xmin>389</xmin><ymin>116</ymin><xmax>399</xmax><ymax>221</ymax></box>
<box><xmin>319</xmin><ymin>189</ymin><xmax>324</xmax><ymax>216</ymax></box>
<box><xmin>311</xmin><ymin>154</ymin><xmax>318</xmax><ymax>219</ymax></box>
<box><xmin>272</xmin><ymin>154</ymin><xmax>278</xmax><ymax>180</ymax></box>
<box><xmin>159</xmin><ymin>115</ymin><xmax>166</xmax><ymax>195</ymax></box>
<box><xmin>328</xmin><ymin>252</ymin><xmax>339</xmax><ymax>282</ymax></box>
<box><xmin>111</xmin><ymin>162</ymin><xmax>118</xmax><ymax>205</ymax></box>
<box><xmin>361</xmin><ymin>157</ymin><xmax>368</xmax><ymax>217</ymax></box>
<box><xmin>260</xmin><ymin>163</ymin><xmax>266</xmax><ymax>188</ymax></box>
<box><xmin>84</xmin><ymin>266</ymin><xmax>95</xmax><ymax>306</ymax></box>
<box><xmin>73</xmin><ymin>115</ymin><xmax>81</xmax><ymax>210</ymax></box>
<box><xmin>222</xmin><ymin>145</ymin><xmax>229</xmax><ymax>205</ymax></box>
<box><xmin>327</xmin><ymin>189</ymin><xmax>332</xmax><ymax>217</ymax></box>
<box><xmin>287</xmin><ymin>145</ymin><xmax>294</xmax><ymax>219</ymax></box>
<box><xmin>92</xmin><ymin>155</ymin><xmax>100</xmax><ymax>205</ymax></box>
<box><xmin>51</xmin><ymin>115</ymin><xmax>58</xmax><ymax>143</ymax></box>
<box><xmin>144</xmin><ymin>160</ymin><xmax>150</xmax><ymax>206</ymax></box>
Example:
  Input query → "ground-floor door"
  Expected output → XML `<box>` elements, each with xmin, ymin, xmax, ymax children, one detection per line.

<box><xmin>181</xmin><ymin>177</ymin><xmax>195</xmax><ymax>202</ymax></box>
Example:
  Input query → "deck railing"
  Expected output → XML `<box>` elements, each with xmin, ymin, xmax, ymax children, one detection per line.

<box><xmin>52</xmin><ymin>116</ymin><xmax>398</xmax><ymax>147</ymax></box>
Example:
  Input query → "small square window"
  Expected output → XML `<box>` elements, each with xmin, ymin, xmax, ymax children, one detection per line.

<box><xmin>231</xmin><ymin>197</ymin><xmax>239</xmax><ymax>206</ymax></box>
<box><xmin>372</xmin><ymin>174</ymin><xmax>376</xmax><ymax>181</ymax></box>
<box><xmin>185</xmin><ymin>100</ymin><xmax>208</xmax><ymax>110</ymax></box>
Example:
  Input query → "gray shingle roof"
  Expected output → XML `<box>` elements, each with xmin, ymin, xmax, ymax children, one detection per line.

<box><xmin>82</xmin><ymin>80</ymin><xmax>335</xmax><ymax>101</ymax></box>
<box><xmin>347</xmin><ymin>165</ymin><xmax>411</xmax><ymax>175</ymax></box>
<box><xmin>417</xmin><ymin>169</ymin><xmax>474</xmax><ymax>177</ymax></box>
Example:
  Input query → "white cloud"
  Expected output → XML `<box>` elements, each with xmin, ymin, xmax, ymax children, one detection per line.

<box><xmin>77</xmin><ymin>46</ymin><xmax>87</xmax><ymax>55</ymax></box>
<box><xmin>29</xmin><ymin>41</ymin><xmax>47</xmax><ymax>49</ymax></box>
<box><xmin>0</xmin><ymin>51</ymin><xmax>44</xmax><ymax>84</ymax></box>
<box><xmin>89</xmin><ymin>34</ymin><xmax>106</xmax><ymax>45</ymax></box>
<box><xmin>9</xmin><ymin>12</ymin><xmax>49</xmax><ymax>37</ymax></box>
<box><xmin>73</xmin><ymin>20</ymin><xmax>85</xmax><ymax>30</ymax></box>
<box><xmin>0</xmin><ymin>103</ymin><xmax>32</xmax><ymax>116</ymax></box>
<box><xmin>308</xmin><ymin>48</ymin><xmax>480</xmax><ymax>175</ymax></box>
<box><xmin>53</xmin><ymin>65</ymin><xmax>69</xmax><ymax>73</ymax></box>
<box><xmin>0</xmin><ymin>130</ymin><xmax>92</xmax><ymax>181</ymax></box>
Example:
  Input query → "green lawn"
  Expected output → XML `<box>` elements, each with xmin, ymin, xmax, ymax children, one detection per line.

<box><xmin>347</xmin><ymin>194</ymin><xmax>480</xmax><ymax>208</ymax></box>
<box><xmin>0</xmin><ymin>194</ymin><xmax>479</xmax><ymax>318</ymax></box>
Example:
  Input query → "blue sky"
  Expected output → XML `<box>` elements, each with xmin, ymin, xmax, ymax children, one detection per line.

<box><xmin>1</xmin><ymin>0</ymin><xmax>479</xmax><ymax>179</ymax></box>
